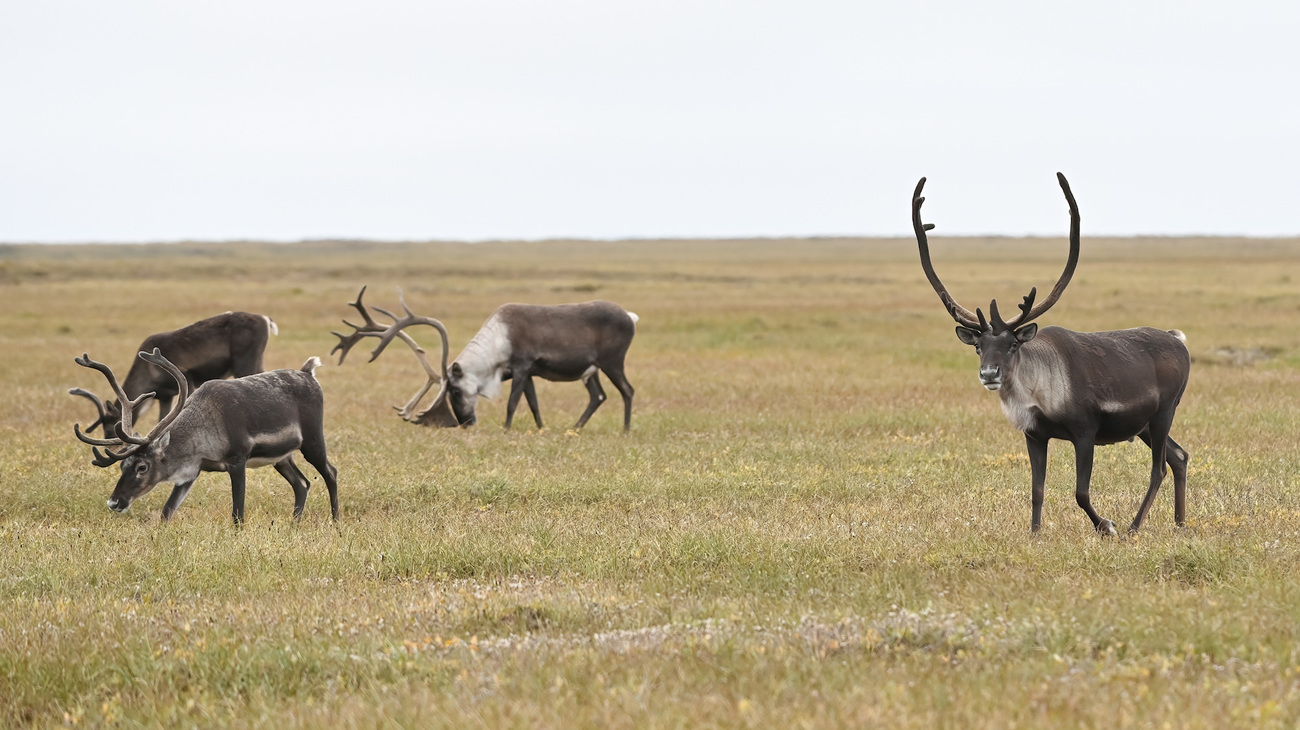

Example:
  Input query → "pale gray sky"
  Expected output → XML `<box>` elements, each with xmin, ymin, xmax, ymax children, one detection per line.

<box><xmin>1</xmin><ymin>1</ymin><xmax>1296</xmax><ymax>242</ymax></box>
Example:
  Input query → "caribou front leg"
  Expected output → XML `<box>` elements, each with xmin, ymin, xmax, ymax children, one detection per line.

<box><xmin>229</xmin><ymin>460</ymin><xmax>247</xmax><ymax>525</ymax></box>
<box><xmin>1026</xmin><ymin>433</ymin><xmax>1048</xmax><ymax>532</ymax></box>
<box><xmin>1072</xmin><ymin>436</ymin><xmax>1116</xmax><ymax>536</ymax></box>
<box><xmin>161</xmin><ymin>479</ymin><xmax>197</xmax><ymax>521</ymax></box>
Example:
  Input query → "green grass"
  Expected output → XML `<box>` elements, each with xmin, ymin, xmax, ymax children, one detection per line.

<box><xmin>3</xmin><ymin>237</ymin><xmax>1300</xmax><ymax>727</ymax></box>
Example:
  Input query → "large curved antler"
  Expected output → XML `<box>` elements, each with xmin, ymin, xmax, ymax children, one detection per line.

<box><xmin>71</xmin><ymin>348</ymin><xmax>189</xmax><ymax>466</ymax></box>
<box><xmin>71</xmin><ymin>353</ymin><xmax>157</xmax><ymax>465</ymax></box>
<box><xmin>332</xmin><ymin>286</ymin><xmax>455</xmax><ymax>423</ymax></box>
<box><xmin>130</xmin><ymin>348</ymin><xmax>190</xmax><ymax>444</ymax></box>
<box><xmin>913</xmin><ymin>177</ymin><xmax>982</xmax><ymax>330</ymax></box>
<box><xmin>913</xmin><ymin>173</ymin><xmax>1082</xmax><ymax>333</ymax></box>
<box><xmin>998</xmin><ymin>172</ymin><xmax>1081</xmax><ymax>330</ymax></box>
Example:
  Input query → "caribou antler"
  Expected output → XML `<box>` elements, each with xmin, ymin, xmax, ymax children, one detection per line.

<box><xmin>998</xmin><ymin>172</ymin><xmax>1081</xmax><ymax>330</ymax></box>
<box><xmin>913</xmin><ymin>177</ymin><xmax>982</xmax><ymax>330</ymax></box>
<box><xmin>68</xmin><ymin>387</ymin><xmax>118</xmax><ymax>434</ymax></box>
<box><xmin>333</xmin><ymin>286</ymin><xmax>455</xmax><ymax>423</ymax></box>
<box><xmin>71</xmin><ymin>353</ymin><xmax>157</xmax><ymax>464</ymax></box>
<box><xmin>913</xmin><ymin>173</ymin><xmax>1081</xmax><ymax>333</ymax></box>
<box><xmin>71</xmin><ymin>349</ymin><xmax>189</xmax><ymax>466</ymax></box>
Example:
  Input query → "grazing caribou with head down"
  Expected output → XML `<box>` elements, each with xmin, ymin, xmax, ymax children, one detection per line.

<box><xmin>70</xmin><ymin>311</ymin><xmax>278</xmax><ymax>433</ymax></box>
<box><xmin>332</xmin><ymin>287</ymin><xmax>638</xmax><ymax>431</ymax></box>
<box><xmin>913</xmin><ymin>173</ymin><xmax>1191</xmax><ymax>535</ymax></box>
<box><xmin>71</xmin><ymin>348</ymin><xmax>338</xmax><ymax>524</ymax></box>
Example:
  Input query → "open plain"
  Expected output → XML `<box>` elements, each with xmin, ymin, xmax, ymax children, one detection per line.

<box><xmin>2</xmin><ymin>237</ymin><xmax>1300</xmax><ymax>728</ymax></box>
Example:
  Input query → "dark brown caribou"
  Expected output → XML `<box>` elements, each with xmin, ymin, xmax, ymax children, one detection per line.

<box><xmin>71</xmin><ymin>348</ymin><xmax>338</xmax><ymax>524</ymax></box>
<box><xmin>332</xmin><ymin>287</ymin><xmax>638</xmax><ymax>431</ymax></box>
<box><xmin>912</xmin><ymin>173</ymin><xmax>1191</xmax><ymax>535</ymax></box>
<box><xmin>69</xmin><ymin>311</ymin><xmax>277</xmax><ymax>433</ymax></box>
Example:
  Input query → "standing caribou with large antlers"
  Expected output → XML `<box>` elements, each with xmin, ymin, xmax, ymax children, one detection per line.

<box><xmin>913</xmin><ymin>173</ymin><xmax>1191</xmax><ymax>535</ymax></box>
<box><xmin>71</xmin><ymin>348</ymin><xmax>339</xmax><ymax>523</ymax></box>
<box><xmin>69</xmin><ymin>311</ymin><xmax>278</xmax><ymax>434</ymax></box>
<box><xmin>333</xmin><ymin>287</ymin><xmax>638</xmax><ymax>431</ymax></box>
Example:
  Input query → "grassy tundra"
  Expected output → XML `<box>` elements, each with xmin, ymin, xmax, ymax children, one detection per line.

<box><xmin>2</xmin><ymin>237</ymin><xmax>1300</xmax><ymax>728</ymax></box>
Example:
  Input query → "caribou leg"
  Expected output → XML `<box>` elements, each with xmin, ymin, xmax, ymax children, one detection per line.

<box><xmin>603</xmin><ymin>364</ymin><xmax>635</xmax><ymax>433</ymax></box>
<box><xmin>504</xmin><ymin>375</ymin><xmax>529</xmax><ymax>430</ymax></box>
<box><xmin>1072</xmin><ymin>435</ymin><xmax>1117</xmax><ymax>535</ymax></box>
<box><xmin>1167</xmin><ymin>435</ymin><xmax>1189</xmax><ymax>526</ymax></box>
<box><xmin>229</xmin><ymin>461</ymin><xmax>247</xmax><ymax>525</ymax></box>
<box><xmin>574</xmin><ymin>372</ymin><xmax>607</xmax><ymax>429</ymax></box>
<box><xmin>522</xmin><ymin>377</ymin><xmax>544</xmax><ymax>429</ymax></box>
<box><xmin>1026</xmin><ymin>434</ymin><xmax>1048</xmax><ymax>532</ymax></box>
<box><xmin>299</xmin><ymin>431</ymin><xmax>340</xmax><ymax>520</ymax></box>
<box><xmin>1129</xmin><ymin>415</ymin><xmax>1176</xmax><ymax>533</ymax></box>
<box><xmin>274</xmin><ymin>456</ymin><xmax>313</xmax><ymax>519</ymax></box>
<box><xmin>161</xmin><ymin>479</ymin><xmax>197</xmax><ymax>521</ymax></box>
<box><xmin>1136</xmin><ymin>431</ymin><xmax>1189</xmax><ymax>527</ymax></box>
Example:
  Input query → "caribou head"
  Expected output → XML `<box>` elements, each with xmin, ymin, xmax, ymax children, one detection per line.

<box><xmin>914</xmin><ymin>172</ymin><xmax>1080</xmax><ymax>391</ymax></box>
<box><xmin>71</xmin><ymin>348</ymin><xmax>192</xmax><ymax>511</ymax></box>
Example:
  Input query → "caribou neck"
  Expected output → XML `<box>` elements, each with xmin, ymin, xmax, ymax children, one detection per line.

<box><xmin>454</xmin><ymin>313</ymin><xmax>511</xmax><ymax>398</ymax></box>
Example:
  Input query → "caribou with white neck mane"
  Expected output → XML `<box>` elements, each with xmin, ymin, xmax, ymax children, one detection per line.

<box><xmin>913</xmin><ymin>173</ymin><xmax>1191</xmax><ymax>535</ymax></box>
<box><xmin>333</xmin><ymin>287</ymin><xmax>638</xmax><ymax>431</ymax></box>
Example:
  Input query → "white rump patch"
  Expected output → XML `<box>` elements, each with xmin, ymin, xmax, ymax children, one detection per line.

<box><xmin>265</xmin><ymin>315</ymin><xmax>279</xmax><ymax>336</ymax></box>
<box><xmin>301</xmin><ymin>357</ymin><xmax>322</xmax><ymax>378</ymax></box>
<box><xmin>1168</xmin><ymin>329</ymin><xmax>1186</xmax><ymax>343</ymax></box>
<box><xmin>627</xmin><ymin>311</ymin><xmax>639</xmax><ymax>325</ymax></box>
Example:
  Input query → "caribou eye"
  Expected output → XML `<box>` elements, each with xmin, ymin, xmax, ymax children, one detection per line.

<box><xmin>135</xmin><ymin>463</ymin><xmax>149</xmax><ymax>474</ymax></box>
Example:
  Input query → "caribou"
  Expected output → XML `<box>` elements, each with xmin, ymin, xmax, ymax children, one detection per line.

<box><xmin>332</xmin><ymin>287</ymin><xmax>638</xmax><ymax>431</ymax></box>
<box><xmin>71</xmin><ymin>348</ymin><xmax>339</xmax><ymax>523</ymax></box>
<box><xmin>912</xmin><ymin>173</ymin><xmax>1191</xmax><ymax>535</ymax></box>
<box><xmin>70</xmin><ymin>311</ymin><xmax>278</xmax><ymax>434</ymax></box>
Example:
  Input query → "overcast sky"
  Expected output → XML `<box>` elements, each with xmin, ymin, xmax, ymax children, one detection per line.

<box><xmin>1</xmin><ymin>1</ymin><xmax>1297</xmax><ymax>242</ymax></box>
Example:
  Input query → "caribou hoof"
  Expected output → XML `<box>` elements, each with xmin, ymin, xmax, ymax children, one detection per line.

<box><xmin>1096</xmin><ymin>519</ymin><xmax>1118</xmax><ymax>537</ymax></box>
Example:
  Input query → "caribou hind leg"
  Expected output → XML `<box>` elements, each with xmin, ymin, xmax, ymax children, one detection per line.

<box><xmin>1072</xmin><ymin>435</ymin><xmax>1117</xmax><ymax>536</ymax></box>
<box><xmin>522</xmin><ymin>377</ymin><xmax>544</xmax><ymax>429</ymax></box>
<box><xmin>273</xmin><ymin>456</ymin><xmax>313</xmax><ymax>519</ymax></box>
<box><xmin>1166</xmin><ymin>435</ymin><xmax>1189</xmax><ymax>526</ymax></box>
<box><xmin>298</xmin><ymin>433</ymin><xmax>339</xmax><ymax>521</ymax></box>
<box><xmin>574</xmin><ymin>371</ymin><xmax>607</xmax><ymax>429</ymax></box>
<box><xmin>1134</xmin><ymin>426</ymin><xmax>1188</xmax><ymax>530</ymax></box>
<box><xmin>602</xmin><ymin>363</ymin><xmax>635</xmax><ymax>432</ymax></box>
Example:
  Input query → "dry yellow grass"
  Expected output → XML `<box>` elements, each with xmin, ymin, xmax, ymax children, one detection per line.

<box><xmin>2</xmin><ymin>237</ymin><xmax>1300</xmax><ymax>728</ymax></box>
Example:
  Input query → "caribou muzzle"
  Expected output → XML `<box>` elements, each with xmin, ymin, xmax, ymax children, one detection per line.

<box><xmin>979</xmin><ymin>365</ymin><xmax>1003</xmax><ymax>390</ymax></box>
<box><xmin>107</xmin><ymin>497</ymin><xmax>130</xmax><ymax>513</ymax></box>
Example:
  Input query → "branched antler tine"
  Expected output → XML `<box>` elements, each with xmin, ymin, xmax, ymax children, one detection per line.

<box><xmin>90</xmin><ymin>447</ymin><xmax>123</xmax><ymax>468</ymax></box>
<box><xmin>913</xmin><ymin>177</ymin><xmax>982</xmax><ymax>329</ymax></box>
<box><xmin>68</xmin><ymin>387</ymin><xmax>110</xmax><ymax>432</ymax></box>
<box><xmin>75</xmin><ymin>353</ymin><xmax>152</xmax><ymax>440</ymax></box>
<box><xmin>1000</xmin><ymin>286</ymin><xmax>1040</xmax><ymax>330</ymax></box>
<box><xmin>332</xmin><ymin>286</ymin><xmax>395</xmax><ymax>364</ymax></box>
<box><xmin>349</xmin><ymin>285</ymin><xmax>381</xmax><ymax>329</ymax></box>
<box><xmin>74</xmin><ymin>422</ymin><xmax>124</xmax><ymax>447</ymax></box>
<box><xmin>989</xmin><ymin>299</ymin><xmax>1008</xmax><ymax>332</ymax></box>
<box><xmin>976</xmin><ymin>307</ymin><xmax>988</xmax><ymax>332</ymax></box>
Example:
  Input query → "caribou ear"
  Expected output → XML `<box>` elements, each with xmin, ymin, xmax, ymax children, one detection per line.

<box><xmin>955</xmin><ymin>327</ymin><xmax>981</xmax><ymax>346</ymax></box>
<box><xmin>450</xmin><ymin>362</ymin><xmax>464</xmax><ymax>379</ymax></box>
<box><xmin>1015</xmin><ymin>323</ymin><xmax>1038</xmax><ymax>343</ymax></box>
